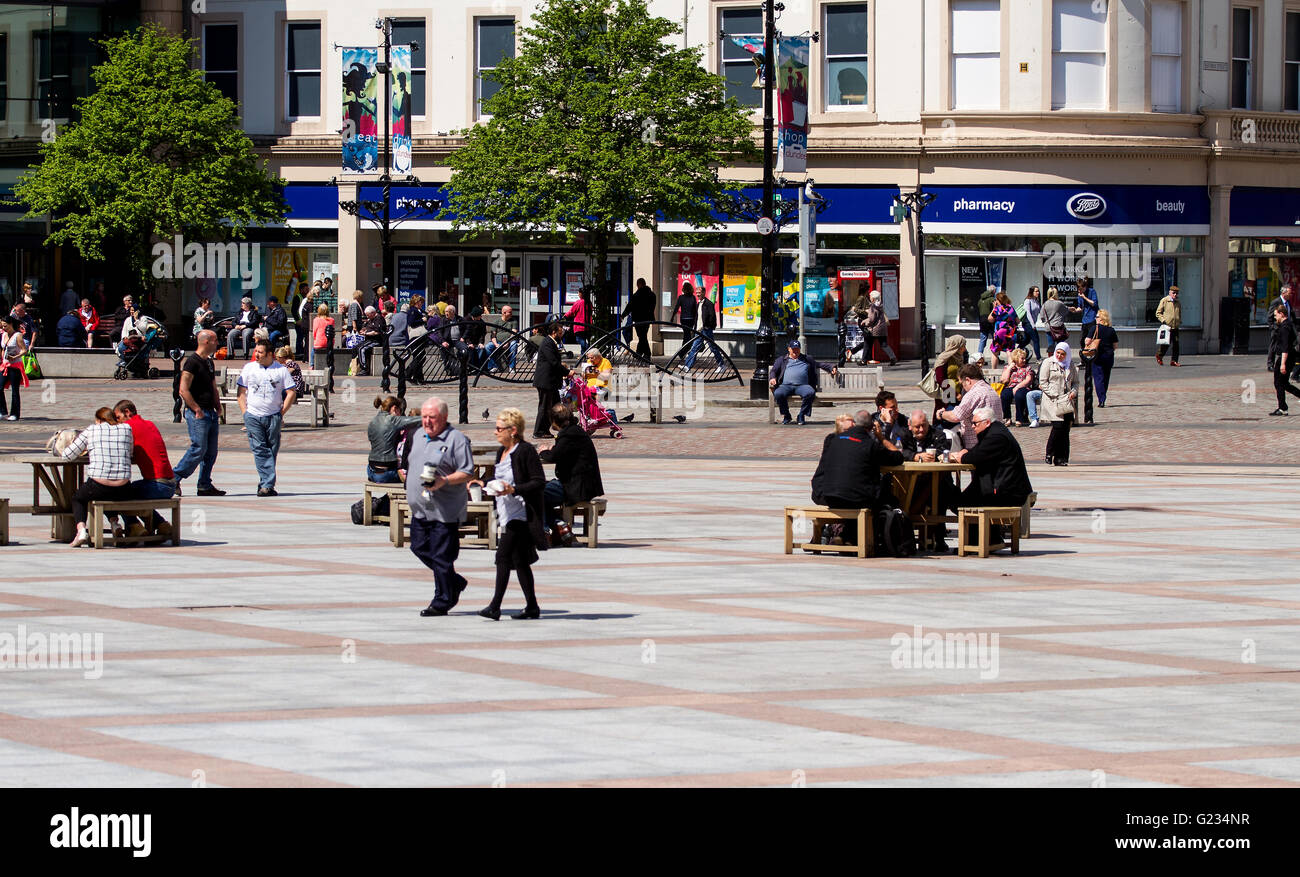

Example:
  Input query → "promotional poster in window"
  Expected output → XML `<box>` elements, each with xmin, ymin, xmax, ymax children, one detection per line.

<box><xmin>341</xmin><ymin>47</ymin><xmax>379</xmax><ymax>173</ymax></box>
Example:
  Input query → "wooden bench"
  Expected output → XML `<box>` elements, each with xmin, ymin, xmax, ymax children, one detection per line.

<box><xmin>784</xmin><ymin>505</ymin><xmax>874</xmax><ymax>558</ymax></box>
<box><xmin>218</xmin><ymin>366</ymin><xmax>331</xmax><ymax>427</ymax></box>
<box><xmin>1022</xmin><ymin>492</ymin><xmax>1038</xmax><ymax>538</ymax></box>
<box><xmin>769</xmin><ymin>366</ymin><xmax>883</xmax><ymax>423</ymax></box>
<box><xmin>561</xmin><ymin>498</ymin><xmax>607</xmax><ymax>548</ymax></box>
<box><xmin>87</xmin><ymin>498</ymin><xmax>181</xmax><ymax>548</ymax></box>
<box><xmin>389</xmin><ymin>498</ymin><xmax>497</xmax><ymax>550</ymax></box>
<box><xmin>956</xmin><ymin>507</ymin><xmax>1022</xmax><ymax>558</ymax></box>
<box><xmin>362</xmin><ymin>481</ymin><xmax>406</xmax><ymax>526</ymax></box>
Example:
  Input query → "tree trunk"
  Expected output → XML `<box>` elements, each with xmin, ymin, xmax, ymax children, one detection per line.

<box><xmin>586</xmin><ymin>227</ymin><xmax>613</xmax><ymax>336</ymax></box>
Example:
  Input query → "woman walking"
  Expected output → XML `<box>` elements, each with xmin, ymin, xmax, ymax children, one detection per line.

<box><xmin>0</xmin><ymin>316</ymin><xmax>28</xmax><ymax>420</ymax></box>
<box><xmin>63</xmin><ymin>407</ymin><xmax>135</xmax><ymax>547</ymax></box>
<box><xmin>1088</xmin><ymin>309</ymin><xmax>1120</xmax><ymax>407</ymax></box>
<box><xmin>1020</xmin><ymin>286</ymin><xmax>1042</xmax><ymax>360</ymax></box>
<box><xmin>477</xmin><ymin>407</ymin><xmax>547</xmax><ymax>621</ymax></box>
<box><xmin>1039</xmin><ymin>341</ymin><xmax>1077</xmax><ymax>466</ymax></box>
<box><xmin>1041</xmin><ymin>287</ymin><xmax>1080</xmax><ymax>349</ymax></box>
<box><xmin>861</xmin><ymin>289</ymin><xmax>898</xmax><ymax>365</ymax></box>
<box><xmin>564</xmin><ymin>287</ymin><xmax>593</xmax><ymax>353</ymax></box>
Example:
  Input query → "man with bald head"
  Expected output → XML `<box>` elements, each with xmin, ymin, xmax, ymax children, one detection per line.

<box><xmin>402</xmin><ymin>396</ymin><xmax>475</xmax><ymax>616</ymax></box>
<box><xmin>173</xmin><ymin>329</ymin><xmax>226</xmax><ymax>496</ymax></box>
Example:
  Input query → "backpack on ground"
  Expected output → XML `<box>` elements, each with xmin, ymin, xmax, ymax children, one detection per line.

<box><xmin>350</xmin><ymin>493</ymin><xmax>390</xmax><ymax>525</ymax></box>
<box><xmin>876</xmin><ymin>507</ymin><xmax>915</xmax><ymax>557</ymax></box>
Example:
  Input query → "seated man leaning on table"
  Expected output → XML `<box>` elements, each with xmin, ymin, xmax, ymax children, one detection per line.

<box><xmin>937</xmin><ymin>363</ymin><xmax>1001</xmax><ymax>451</ymax></box>
<box><xmin>950</xmin><ymin>406</ymin><xmax>1034</xmax><ymax>544</ymax></box>
<box><xmin>810</xmin><ymin>409</ymin><xmax>904</xmax><ymax>545</ymax></box>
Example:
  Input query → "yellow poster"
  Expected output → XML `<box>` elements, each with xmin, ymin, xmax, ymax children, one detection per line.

<box><xmin>722</xmin><ymin>253</ymin><xmax>761</xmax><ymax>329</ymax></box>
<box><xmin>269</xmin><ymin>248</ymin><xmax>309</xmax><ymax>309</ymax></box>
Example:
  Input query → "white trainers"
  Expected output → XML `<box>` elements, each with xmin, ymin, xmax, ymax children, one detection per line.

<box><xmin>1029</xmin><ymin>419</ymin><xmax>1040</xmax><ymax>428</ymax></box>
<box><xmin>69</xmin><ymin>529</ymin><xmax>90</xmax><ymax>548</ymax></box>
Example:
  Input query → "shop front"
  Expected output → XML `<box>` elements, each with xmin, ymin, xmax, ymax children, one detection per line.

<box><xmin>1227</xmin><ymin>187</ymin><xmax>1300</xmax><ymax>353</ymax></box>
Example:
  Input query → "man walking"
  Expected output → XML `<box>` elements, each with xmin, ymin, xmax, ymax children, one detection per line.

<box><xmin>622</xmin><ymin>277</ymin><xmax>658</xmax><ymax>359</ymax></box>
<box><xmin>1155</xmin><ymin>285</ymin><xmax>1181</xmax><ymax>366</ymax></box>
<box><xmin>174</xmin><ymin>329</ymin><xmax>226</xmax><ymax>496</ymax></box>
<box><xmin>403</xmin><ymin>397</ymin><xmax>475</xmax><ymax>616</ymax></box>
<box><xmin>236</xmin><ymin>338</ymin><xmax>297</xmax><ymax>496</ymax></box>
<box><xmin>683</xmin><ymin>285</ymin><xmax>721</xmax><ymax>370</ymax></box>
<box><xmin>532</xmin><ymin>321</ymin><xmax>568</xmax><ymax>439</ymax></box>
<box><xmin>1268</xmin><ymin>303</ymin><xmax>1300</xmax><ymax>416</ymax></box>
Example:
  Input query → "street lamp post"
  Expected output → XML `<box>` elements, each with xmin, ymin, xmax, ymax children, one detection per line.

<box><xmin>751</xmin><ymin>0</ymin><xmax>779</xmax><ymax>400</ymax></box>
<box><xmin>895</xmin><ymin>189</ymin><xmax>936</xmax><ymax>375</ymax></box>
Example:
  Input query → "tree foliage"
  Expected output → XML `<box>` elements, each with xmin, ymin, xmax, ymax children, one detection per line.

<box><xmin>443</xmin><ymin>0</ymin><xmax>757</xmax><ymax>319</ymax></box>
<box><xmin>10</xmin><ymin>24</ymin><xmax>286</xmax><ymax>292</ymax></box>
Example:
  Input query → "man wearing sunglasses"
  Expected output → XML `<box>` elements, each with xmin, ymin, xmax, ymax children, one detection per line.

<box><xmin>951</xmin><ymin>407</ymin><xmax>1033</xmax><ymax>544</ymax></box>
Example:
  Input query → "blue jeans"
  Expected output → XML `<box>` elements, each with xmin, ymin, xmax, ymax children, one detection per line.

<box><xmin>774</xmin><ymin>383</ymin><xmax>815</xmax><ymax>420</ymax></box>
<box><xmin>174</xmin><ymin>408</ymin><xmax>220</xmax><ymax>490</ymax></box>
<box><xmin>126</xmin><ymin>478</ymin><xmax>177</xmax><ymax>527</ymax></box>
<box><xmin>683</xmin><ymin>328</ymin><xmax>720</xmax><ymax>369</ymax></box>
<box><xmin>367</xmin><ymin>466</ymin><xmax>400</xmax><ymax>484</ymax></box>
<box><xmin>244</xmin><ymin>412</ymin><xmax>283</xmax><ymax>490</ymax></box>
<box><xmin>1020</xmin><ymin>316</ymin><xmax>1041</xmax><ymax>359</ymax></box>
<box><xmin>1027</xmin><ymin>390</ymin><xmax>1043</xmax><ymax>423</ymax></box>
<box><xmin>543</xmin><ymin>478</ymin><xmax>565</xmax><ymax>530</ymax></box>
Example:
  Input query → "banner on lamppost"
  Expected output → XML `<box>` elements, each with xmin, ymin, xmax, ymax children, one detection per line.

<box><xmin>390</xmin><ymin>45</ymin><xmax>413</xmax><ymax>174</ymax></box>
<box><xmin>777</xmin><ymin>36</ymin><xmax>809</xmax><ymax>174</ymax></box>
<box><xmin>341</xmin><ymin>47</ymin><xmax>379</xmax><ymax>173</ymax></box>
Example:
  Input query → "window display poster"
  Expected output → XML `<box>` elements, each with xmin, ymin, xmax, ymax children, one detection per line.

<box><xmin>876</xmin><ymin>268</ymin><xmax>900</xmax><ymax>320</ymax></box>
<box><xmin>958</xmin><ymin>257</ymin><xmax>987</xmax><ymax>323</ymax></box>
<box><xmin>397</xmin><ymin>255</ymin><xmax>426</xmax><ymax>308</ymax></box>
<box><xmin>270</xmin><ymin>249</ymin><xmax>308</xmax><ymax>312</ymax></box>
<box><xmin>800</xmin><ymin>272</ymin><xmax>838</xmax><ymax>334</ymax></box>
<box><xmin>675</xmin><ymin>253</ymin><xmax>721</xmax><ymax>303</ymax></box>
<box><xmin>1142</xmin><ymin>258</ymin><xmax>1175</xmax><ymax>324</ymax></box>
<box><xmin>311</xmin><ymin>260</ymin><xmax>339</xmax><ymax>309</ymax></box>
<box><xmin>564</xmin><ymin>270</ymin><xmax>585</xmax><ymax>305</ymax></box>
<box><xmin>720</xmin><ymin>253</ymin><xmax>760</xmax><ymax>329</ymax></box>
<box><xmin>985</xmin><ymin>257</ymin><xmax>1005</xmax><ymax>295</ymax></box>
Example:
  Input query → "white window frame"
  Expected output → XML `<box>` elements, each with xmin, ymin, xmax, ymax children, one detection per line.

<box><xmin>949</xmin><ymin>0</ymin><xmax>1001</xmax><ymax>111</ymax></box>
<box><xmin>1150</xmin><ymin>0</ymin><xmax>1182</xmax><ymax>113</ymax></box>
<box><xmin>1052</xmin><ymin>0</ymin><xmax>1109</xmax><ymax>111</ymax></box>
<box><xmin>823</xmin><ymin>2</ymin><xmax>869</xmax><ymax>110</ymax></box>
<box><xmin>391</xmin><ymin>18</ymin><xmax>426</xmax><ymax>120</ymax></box>
<box><xmin>286</xmin><ymin>20</ymin><xmax>322</xmax><ymax>119</ymax></box>
<box><xmin>1231</xmin><ymin>6</ymin><xmax>1254</xmax><ymax>110</ymax></box>
<box><xmin>720</xmin><ymin>5</ymin><xmax>764</xmax><ymax>110</ymax></box>
<box><xmin>202</xmin><ymin>22</ymin><xmax>239</xmax><ymax>106</ymax></box>
<box><xmin>33</xmin><ymin>29</ymin><xmax>69</xmax><ymax>122</ymax></box>
<box><xmin>475</xmin><ymin>16</ymin><xmax>515</xmax><ymax>120</ymax></box>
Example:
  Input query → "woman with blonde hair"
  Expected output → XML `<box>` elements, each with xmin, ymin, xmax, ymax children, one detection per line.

<box><xmin>476</xmin><ymin>407</ymin><xmax>547</xmax><ymax>620</ymax></box>
<box><xmin>1088</xmin><ymin>309</ymin><xmax>1120</xmax><ymax>407</ymax></box>
<box><xmin>998</xmin><ymin>347</ymin><xmax>1034</xmax><ymax>426</ymax></box>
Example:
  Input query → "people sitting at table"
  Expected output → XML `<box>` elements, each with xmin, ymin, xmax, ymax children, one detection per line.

<box><xmin>63</xmin><ymin>407</ymin><xmax>135</xmax><ymax>548</ymax></box>
<box><xmin>769</xmin><ymin>339</ymin><xmax>838</xmax><ymax>426</ymax></box>
<box><xmin>897</xmin><ymin>409</ymin><xmax>960</xmax><ymax>548</ymax></box>
<box><xmin>937</xmin><ymin>363</ymin><xmax>1001</xmax><ymax>451</ymax></box>
<box><xmin>537</xmin><ymin>403</ymin><xmax>604</xmax><ymax>546</ymax></box>
<box><xmin>951</xmin><ymin>406</ymin><xmax>1034</xmax><ymax>545</ymax></box>
<box><xmin>871</xmin><ymin>389</ymin><xmax>911</xmax><ymax>447</ymax></box>
<box><xmin>367</xmin><ymin>394</ymin><xmax>420</xmax><ymax>484</ymax></box>
<box><xmin>810</xmin><ymin>409</ymin><xmax>903</xmax><ymax>542</ymax></box>
<box><xmin>998</xmin><ymin>348</ymin><xmax>1035</xmax><ymax>427</ymax></box>
<box><xmin>905</xmin><ymin>410</ymin><xmax>951</xmax><ymax>462</ymax></box>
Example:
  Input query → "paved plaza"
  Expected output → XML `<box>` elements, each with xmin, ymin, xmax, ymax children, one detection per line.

<box><xmin>0</xmin><ymin>355</ymin><xmax>1297</xmax><ymax>787</ymax></box>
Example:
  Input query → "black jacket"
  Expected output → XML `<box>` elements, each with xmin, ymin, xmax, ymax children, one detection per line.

<box><xmin>699</xmin><ymin>298</ymin><xmax>717</xmax><ymax>331</ymax></box>
<box><xmin>1270</xmin><ymin>319</ymin><xmax>1299</xmax><ymax>363</ymax></box>
<box><xmin>623</xmin><ymin>286</ymin><xmax>657</xmax><ymax>322</ymax></box>
<box><xmin>898</xmin><ymin>422</ymin><xmax>951</xmax><ymax>461</ymax></box>
<box><xmin>963</xmin><ymin>421</ymin><xmax>1033</xmax><ymax>506</ymax></box>
<box><xmin>771</xmin><ymin>353</ymin><xmax>833</xmax><ymax>392</ymax></box>
<box><xmin>532</xmin><ymin>334</ymin><xmax>568</xmax><ymax>391</ymax></box>
<box><xmin>811</xmin><ymin>425</ymin><xmax>904</xmax><ymax>508</ymax></box>
<box><xmin>497</xmin><ymin>440</ymin><xmax>549</xmax><ymax>552</ymax></box>
<box><xmin>264</xmin><ymin>305</ymin><xmax>288</xmax><ymax>334</ymax></box>
<box><xmin>539</xmin><ymin>423</ymin><xmax>605</xmax><ymax>504</ymax></box>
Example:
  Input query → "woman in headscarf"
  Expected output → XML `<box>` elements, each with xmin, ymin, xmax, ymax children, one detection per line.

<box><xmin>933</xmin><ymin>334</ymin><xmax>968</xmax><ymax>385</ymax></box>
<box><xmin>1038</xmin><ymin>341</ymin><xmax>1077</xmax><ymax>466</ymax></box>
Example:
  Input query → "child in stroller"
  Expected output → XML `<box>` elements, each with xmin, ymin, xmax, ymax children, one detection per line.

<box><xmin>561</xmin><ymin>370</ymin><xmax>623</xmax><ymax>439</ymax></box>
<box><xmin>115</xmin><ymin>317</ymin><xmax>166</xmax><ymax>380</ymax></box>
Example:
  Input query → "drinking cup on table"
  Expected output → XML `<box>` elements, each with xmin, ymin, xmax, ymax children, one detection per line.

<box><xmin>469</xmin><ymin>484</ymin><xmax>483</xmax><ymax>502</ymax></box>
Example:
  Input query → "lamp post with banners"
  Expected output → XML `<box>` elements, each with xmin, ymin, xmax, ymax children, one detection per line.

<box><xmin>894</xmin><ymin>189</ymin><xmax>936</xmax><ymax>375</ymax></box>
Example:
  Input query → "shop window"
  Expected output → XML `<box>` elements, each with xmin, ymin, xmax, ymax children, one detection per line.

<box><xmin>950</xmin><ymin>0</ymin><xmax>1000</xmax><ymax>110</ymax></box>
<box><xmin>1052</xmin><ymin>0</ymin><xmax>1107</xmax><ymax>110</ymax></box>
<box><xmin>824</xmin><ymin>3</ymin><xmax>868</xmax><ymax>108</ymax></box>
<box><xmin>33</xmin><ymin>29</ymin><xmax>70</xmax><ymax>120</ymax></box>
<box><xmin>476</xmin><ymin>18</ymin><xmax>515</xmax><ymax>119</ymax></box>
<box><xmin>1150</xmin><ymin>1</ymin><xmax>1182</xmax><ymax>112</ymax></box>
<box><xmin>1231</xmin><ymin>7</ymin><xmax>1253</xmax><ymax>110</ymax></box>
<box><xmin>1286</xmin><ymin>12</ymin><xmax>1300</xmax><ymax>112</ymax></box>
<box><xmin>392</xmin><ymin>19</ymin><xmax>426</xmax><ymax>118</ymax></box>
<box><xmin>203</xmin><ymin>24</ymin><xmax>238</xmax><ymax>105</ymax></box>
<box><xmin>287</xmin><ymin>21</ymin><xmax>321</xmax><ymax>118</ymax></box>
<box><xmin>721</xmin><ymin>7</ymin><xmax>763</xmax><ymax>109</ymax></box>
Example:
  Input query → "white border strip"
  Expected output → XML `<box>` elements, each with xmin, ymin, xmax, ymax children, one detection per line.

<box><xmin>1229</xmin><ymin>226</ymin><xmax>1300</xmax><ymax>237</ymax></box>
<box><xmin>924</xmin><ymin>223</ymin><xmax>1209</xmax><ymax>236</ymax></box>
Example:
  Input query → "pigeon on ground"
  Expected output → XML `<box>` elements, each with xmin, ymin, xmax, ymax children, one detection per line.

<box><xmin>673</xmin><ymin>415</ymin><xmax>687</xmax><ymax>423</ymax></box>
<box><xmin>621</xmin><ymin>413</ymin><xmax>635</xmax><ymax>423</ymax></box>
<box><xmin>482</xmin><ymin>408</ymin><xmax>491</xmax><ymax>421</ymax></box>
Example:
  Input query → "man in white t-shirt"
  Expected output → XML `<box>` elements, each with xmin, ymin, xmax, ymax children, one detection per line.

<box><xmin>237</xmin><ymin>338</ymin><xmax>298</xmax><ymax>496</ymax></box>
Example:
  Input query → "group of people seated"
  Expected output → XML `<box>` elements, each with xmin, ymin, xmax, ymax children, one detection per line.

<box><xmin>811</xmin><ymin>387</ymin><xmax>1033</xmax><ymax>552</ymax></box>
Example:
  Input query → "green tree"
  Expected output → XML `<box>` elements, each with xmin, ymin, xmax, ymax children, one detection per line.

<box><xmin>10</xmin><ymin>24</ymin><xmax>286</xmax><ymax>295</ymax></box>
<box><xmin>443</xmin><ymin>0</ymin><xmax>757</xmax><ymax>330</ymax></box>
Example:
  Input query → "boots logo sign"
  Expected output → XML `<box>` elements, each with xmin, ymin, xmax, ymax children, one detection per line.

<box><xmin>1066</xmin><ymin>192</ymin><xmax>1107</xmax><ymax>221</ymax></box>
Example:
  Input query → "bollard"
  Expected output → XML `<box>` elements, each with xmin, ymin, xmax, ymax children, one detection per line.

<box><xmin>1082</xmin><ymin>359</ymin><xmax>1094</xmax><ymax>425</ymax></box>
<box><xmin>170</xmin><ymin>348</ymin><xmax>184</xmax><ymax>422</ymax></box>
<box><xmin>380</xmin><ymin>343</ymin><xmax>391</xmax><ymax>392</ymax></box>
<box><xmin>396</xmin><ymin>353</ymin><xmax>407</xmax><ymax>401</ymax></box>
<box><xmin>458</xmin><ymin>351</ymin><xmax>469</xmax><ymax>424</ymax></box>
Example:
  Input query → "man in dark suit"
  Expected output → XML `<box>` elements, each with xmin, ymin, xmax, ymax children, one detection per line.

<box><xmin>621</xmin><ymin>278</ymin><xmax>658</xmax><ymax>359</ymax></box>
<box><xmin>532</xmin><ymin>321</ymin><xmax>569</xmax><ymax>439</ymax></box>
<box><xmin>952</xmin><ymin>406</ymin><xmax>1033</xmax><ymax>509</ymax></box>
<box><xmin>538</xmin><ymin>403</ymin><xmax>604</xmax><ymax>540</ymax></box>
<box><xmin>1267</xmin><ymin>285</ymin><xmax>1300</xmax><ymax>378</ymax></box>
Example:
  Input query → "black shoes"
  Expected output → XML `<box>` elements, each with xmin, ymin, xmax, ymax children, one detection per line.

<box><xmin>1269</xmin><ymin>409</ymin><xmax>1289</xmax><ymax>416</ymax></box>
<box><xmin>196</xmin><ymin>486</ymin><xmax>227</xmax><ymax>496</ymax></box>
<box><xmin>1054</xmin><ymin>460</ymin><xmax>1069</xmax><ymax>467</ymax></box>
<box><xmin>478</xmin><ymin>607</ymin><xmax>501</xmax><ymax>621</ymax></box>
<box><xmin>257</xmin><ymin>487</ymin><xmax>278</xmax><ymax>497</ymax></box>
<box><xmin>796</xmin><ymin>415</ymin><xmax>806</xmax><ymax>426</ymax></box>
<box><xmin>420</xmin><ymin>605</ymin><xmax>448</xmax><ymax>617</ymax></box>
<box><xmin>511</xmin><ymin>607</ymin><xmax>541</xmax><ymax>620</ymax></box>
<box><xmin>1044</xmin><ymin>455</ymin><xmax>1054</xmax><ymax>465</ymax></box>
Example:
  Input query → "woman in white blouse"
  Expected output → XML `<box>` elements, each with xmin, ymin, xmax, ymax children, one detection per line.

<box><xmin>475</xmin><ymin>407</ymin><xmax>548</xmax><ymax>620</ymax></box>
<box><xmin>62</xmin><ymin>407</ymin><xmax>135</xmax><ymax>547</ymax></box>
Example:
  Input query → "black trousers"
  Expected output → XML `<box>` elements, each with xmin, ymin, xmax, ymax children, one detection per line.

<box><xmin>1274</xmin><ymin>366</ymin><xmax>1300</xmax><ymax>411</ymax></box>
<box><xmin>409</xmin><ymin>517</ymin><xmax>466</xmax><ymax>611</ymax></box>
<box><xmin>535</xmin><ymin>387</ymin><xmax>559</xmax><ymax>436</ymax></box>
<box><xmin>1158</xmin><ymin>328</ymin><xmax>1180</xmax><ymax>363</ymax></box>
<box><xmin>0</xmin><ymin>368</ymin><xmax>20</xmax><ymax>418</ymax></box>
<box><xmin>71</xmin><ymin>480</ymin><xmax>132</xmax><ymax>527</ymax></box>
<box><xmin>489</xmin><ymin>519</ymin><xmax>539</xmax><ymax>612</ymax></box>
<box><xmin>634</xmin><ymin>324</ymin><xmax>651</xmax><ymax>359</ymax></box>
<box><xmin>1046</xmin><ymin>413</ymin><xmax>1073</xmax><ymax>462</ymax></box>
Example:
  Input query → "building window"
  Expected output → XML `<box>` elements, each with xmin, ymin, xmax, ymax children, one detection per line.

<box><xmin>950</xmin><ymin>0</ymin><xmax>1000</xmax><ymax>110</ymax></box>
<box><xmin>1150</xmin><ymin>1</ymin><xmax>1181</xmax><ymax>112</ymax></box>
<box><xmin>476</xmin><ymin>17</ymin><xmax>514</xmax><ymax>118</ymax></box>
<box><xmin>1288</xmin><ymin>12</ymin><xmax>1300</xmax><ymax>111</ymax></box>
<box><xmin>1231</xmin><ymin>6</ymin><xmax>1253</xmax><ymax>109</ymax></box>
<box><xmin>203</xmin><ymin>24</ymin><xmax>238</xmax><ymax>105</ymax></box>
<box><xmin>287</xmin><ymin>21</ymin><xmax>321</xmax><ymax>118</ymax></box>
<box><xmin>721</xmin><ymin>6</ymin><xmax>762</xmax><ymax>109</ymax></box>
<box><xmin>33</xmin><ymin>29</ymin><xmax>70</xmax><ymax>120</ymax></box>
<box><xmin>824</xmin><ymin>3</ymin><xmax>868</xmax><ymax>107</ymax></box>
<box><xmin>391</xmin><ymin>19</ymin><xmax>425</xmax><ymax>118</ymax></box>
<box><xmin>1052</xmin><ymin>0</ymin><xmax>1107</xmax><ymax>110</ymax></box>
<box><xmin>0</xmin><ymin>35</ymin><xmax>7</xmax><ymax>122</ymax></box>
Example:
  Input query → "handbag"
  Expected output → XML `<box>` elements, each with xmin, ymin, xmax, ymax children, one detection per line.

<box><xmin>21</xmin><ymin>350</ymin><xmax>41</xmax><ymax>379</ymax></box>
<box><xmin>345</xmin><ymin>332</ymin><xmax>364</xmax><ymax>349</ymax></box>
<box><xmin>917</xmin><ymin>370</ymin><xmax>941</xmax><ymax>399</ymax></box>
<box><xmin>1081</xmin><ymin>325</ymin><xmax>1101</xmax><ymax>359</ymax></box>
<box><xmin>1048</xmin><ymin>323</ymin><xmax>1069</xmax><ymax>342</ymax></box>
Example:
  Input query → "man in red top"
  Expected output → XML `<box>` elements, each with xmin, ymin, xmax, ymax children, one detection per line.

<box><xmin>112</xmin><ymin>399</ymin><xmax>177</xmax><ymax>541</ymax></box>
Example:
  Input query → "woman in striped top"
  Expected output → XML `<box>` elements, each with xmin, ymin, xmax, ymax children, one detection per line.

<box><xmin>62</xmin><ymin>407</ymin><xmax>135</xmax><ymax>547</ymax></box>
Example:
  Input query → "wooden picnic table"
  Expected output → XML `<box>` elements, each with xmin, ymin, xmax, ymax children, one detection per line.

<box><xmin>883</xmin><ymin>460</ymin><xmax>974</xmax><ymax>549</ymax></box>
<box><xmin>13</xmin><ymin>454</ymin><xmax>87</xmax><ymax>541</ymax></box>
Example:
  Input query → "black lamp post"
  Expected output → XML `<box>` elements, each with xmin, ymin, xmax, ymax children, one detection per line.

<box><xmin>895</xmin><ymin>189</ymin><xmax>936</xmax><ymax>375</ymax></box>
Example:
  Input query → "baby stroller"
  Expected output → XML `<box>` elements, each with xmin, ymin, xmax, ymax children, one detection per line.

<box><xmin>562</xmin><ymin>373</ymin><xmax>623</xmax><ymax>439</ymax></box>
<box><xmin>115</xmin><ymin>320</ymin><xmax>167</xmax><ymax>380</ymax></box>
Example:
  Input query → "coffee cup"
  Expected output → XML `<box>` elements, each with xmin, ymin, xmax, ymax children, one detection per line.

<box><xmin>469</xmin><ymin>484</ymin><xmax>483</xmax><ymax>502</ymax></box>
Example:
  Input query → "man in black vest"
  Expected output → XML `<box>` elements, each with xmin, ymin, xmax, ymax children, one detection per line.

<box><xmin>621</xmin><ymin>278</ymin><xmax>658</xmax><ymax>359</ymax></box>
<box><xmin>532</xmin><ymin>321</ymin><xmax>569</xmax><ymax>439</ymax></box>
<box><xmin>952</xmin><ymin>406</ymin><xmax>1033</xmax><ymax>509</ymax></box>
<box><xmin>538</xmin><ymin>403</ymin><xmax>604</xmax><ymax>543</ymax></box>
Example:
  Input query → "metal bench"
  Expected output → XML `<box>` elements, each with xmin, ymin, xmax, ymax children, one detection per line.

<box><xmin>86</xmin><ymin>498</ymin><xmax>181</xmax><ymax>548</ymax></box>
<box><xmin>218</xmin><ymin>366</ymin><xmax>331</xmax><ymax>427</ymax></box>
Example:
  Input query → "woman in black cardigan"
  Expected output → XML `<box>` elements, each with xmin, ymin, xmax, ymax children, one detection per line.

<box><xmin>476</xmin><ymin>407</ymin><xmax>548</xmax><ymax>620</ymax></box>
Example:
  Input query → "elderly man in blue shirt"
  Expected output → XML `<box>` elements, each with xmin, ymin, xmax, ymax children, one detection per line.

<box><xmin>768</xmin><ymin>339</ymin><xmax>837</xmax><ymax>426</ymax></box>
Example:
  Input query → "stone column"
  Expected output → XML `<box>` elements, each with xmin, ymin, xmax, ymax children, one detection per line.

<box><xmin>1201</xmin><ymin>184</ymin><xmax>1232</xmax><ymax>354</ymax></box>
<box><xmin>141</xmin><ymin>0</ymin><xmax>185</xmax><ymax>35</ymax></box>
<box><xmin>337</xmin><ymin>181</ymin><xmax>364</xmax><ymax>310</ymax></box>
<box><xmin>897</xmin><ymin>192</ymin><xmax>921</xmax><ymax>359</ymax></box>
